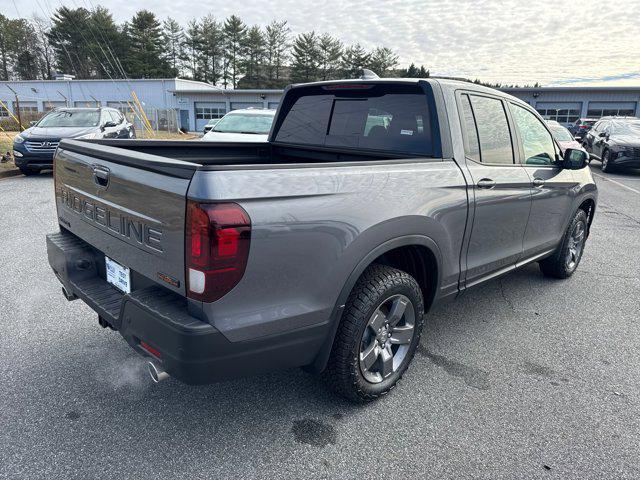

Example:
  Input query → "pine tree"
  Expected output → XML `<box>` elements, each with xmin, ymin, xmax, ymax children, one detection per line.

<box><xmin>199</xmin><ymin>15</ymin><xmax>224</xmax><ymax>85</ymax></box>
<box><xmin>368</xmin><ymin>47</ymin><xmax>398</xmax><ymax>77</ymax></box>
<box><xmin>222</xmin><ymin>15</ymin><xmax>247</xmax><ymax>88</ymax></box>
<box><xmin>264</xmin><ymin>20</ymin><xmax>289</xmax><ymax>83</ymax></box>
<box><xmin>290</xmin><ymin>32</ymin><xmax>319</xmax><ymax>83</ymax></box>
<box><xmin>125</xmin><ymin>10</ymin><xmax>169</xmax><ymax>78</ymax></box>
<box><xmin>340</xmin><ymin>44</ymin><xmax>370</xmax><ymax>79</ymax></box>
<box><xmin>47</xmin><ymin>7</ymin><xmax>95</xmax><ymax>78</ymax></box>
<box><xmin>317</xmin><ymin>34</ymin><xmax>342</xmax><ymax>80</ymax></box>
<box><xmin>88</xmin><ymin>7</ymin><xmax>128</xmax><ymax>79</ymax></box>
<box><xmin>162</xmin><ymin>18</ymin><xmax>184</xmax><ymax>77</ymax></box>
<box><xmin>182</xmin><ymin>20</ymin><xmax>202</xmax><ymax>80</ymax></box>
<box><xmin>242</xmin><ymin>26</ymin><xmax>265</xmax><ymax>88</ymax></box>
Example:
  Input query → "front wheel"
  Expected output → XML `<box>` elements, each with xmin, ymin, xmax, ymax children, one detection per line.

<box><xmin>601</xmin><ymin>150</ymin><xmax>614</xmax><ymax>173</ymax></box>
<box><xmin>322</xmin><ymin>264</ymin><xmax>425</xmax><ymax>402</ymax></box>
<box><xmin>539</xmin><ymin>209</ymin><xmax>588</xmax><ymax>279</ymax></box>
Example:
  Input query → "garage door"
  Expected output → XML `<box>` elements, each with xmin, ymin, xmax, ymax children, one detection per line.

<box><xmin>195</xmin><ymin>102</ymin><xmax>226</xmax><ymax>132</ymax></box>
<box><xmin>587</xmin><ymin>102</ymin><xmax>637</xmax><ymax>118</ymax></box>
<box><xmin>535</xmin><ymin>102</ymin><xmax>581</xmax><ymax>125</ymax></box>
<box><xmin>230</xmin><ymin>102</ymin><xmax>263</xmax><ymax>111</ymax></box>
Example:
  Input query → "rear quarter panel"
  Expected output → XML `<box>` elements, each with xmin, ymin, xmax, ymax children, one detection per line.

<box><xmin>189</xmin><ymin>160</ymin><xmax>468</xmax><ymax>342</ymax></box>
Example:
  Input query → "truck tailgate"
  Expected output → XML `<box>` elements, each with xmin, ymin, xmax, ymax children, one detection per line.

<box><xmin>53</xmin><ymin>140</ymin><xmax>198</xmax><ymax>295</ymax></box>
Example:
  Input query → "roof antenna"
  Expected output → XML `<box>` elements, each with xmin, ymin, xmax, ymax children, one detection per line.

<box><xmin>360</xmin><ymin>69</ymin><xmax>379</xmax><ymax>80</ymax></box>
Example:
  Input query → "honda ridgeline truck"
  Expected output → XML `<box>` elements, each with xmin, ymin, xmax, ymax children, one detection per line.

<box><xmin>47</xmin><ymin>79</ymin><xmax>597</xmax><ymax>402</ymax></box>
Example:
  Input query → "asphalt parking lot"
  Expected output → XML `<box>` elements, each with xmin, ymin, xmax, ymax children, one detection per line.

<box><xmin>1</xmin><ymin>164</ymin><xmax>639</xmax><ymax>479</ymax></box>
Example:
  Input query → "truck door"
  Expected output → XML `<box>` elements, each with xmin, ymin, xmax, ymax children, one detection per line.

<box><xmin>508</xmin><ymin>102</ymin><xmax>580</xmax><ymax>257</ymax></box>
<box><xmin>457</xmin><ymin>93</ymin><xmax>532</xmax><ymax>287</ymax></box>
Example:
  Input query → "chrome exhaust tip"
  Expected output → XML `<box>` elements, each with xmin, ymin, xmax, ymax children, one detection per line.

<box><xmin>148</xmin><ymin>361</ymin><xmax>169</xmax><ymax>383</ymax></box>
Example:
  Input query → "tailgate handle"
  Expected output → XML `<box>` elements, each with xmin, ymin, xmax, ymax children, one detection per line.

<box><xmin>92</xmin><ymin>166</ymin><xmax>110</xmax><ymax>187</ymax></box>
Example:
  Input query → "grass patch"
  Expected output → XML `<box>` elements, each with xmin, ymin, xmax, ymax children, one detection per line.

<box><xmin>0</xmin><ymin>131</ymin><xmax>17</xmax><ymax>170</ymax></box>
<box><xmin>137</xmin><ymin>130</ymin><xmax>199</xmax><ymax>140</ymax></box>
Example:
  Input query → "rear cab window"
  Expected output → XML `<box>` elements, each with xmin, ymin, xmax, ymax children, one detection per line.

<box><xmin>272</xmin><ymin>83</ymin><xmax>440</xmax><ymax>157</ymax></box>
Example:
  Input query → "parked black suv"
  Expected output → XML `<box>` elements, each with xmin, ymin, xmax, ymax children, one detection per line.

<box><xmin>13</xmin><ymin>107</ymin><xmax>135</xmax><ymax>175</ymax></box>
<box><xmin>570</xmin><ymin>118</ymin><xmax>598</xmax><ymax>141</ymax></box>
<box><xmin>583</xmin><ymin>117</ymin><xmax>640</xmax><ymax>172</ymax></box>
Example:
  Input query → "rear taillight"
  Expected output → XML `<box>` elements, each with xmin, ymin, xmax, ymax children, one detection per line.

<box><xmin>580</xmin><ymin>125</ymin><xmax>588</xmax><ymax>129</ymax></box>
<box><xmin>185</xmin><ymin>200</ymin><xmax>251</xmax><ymax>302</ymax></box>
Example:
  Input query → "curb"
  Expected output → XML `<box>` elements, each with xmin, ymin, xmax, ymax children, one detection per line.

<box><xmin>0</xmin><ymin>168</ymin><xmax>21</xmax><ymax>180</ymax></box>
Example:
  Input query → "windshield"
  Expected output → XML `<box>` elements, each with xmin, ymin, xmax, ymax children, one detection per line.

<box><xmin>550</xmin><ymin>125</ymin><xmax>574</xmax><ymax>142</ymax></box>
<box><xmin>213</xmin><ymin>113</ymin><xmax>274</xmax><ymax>134</ymax></box>
<box><xmin>611</xmin><ymin>120</ymin><xmax>640</xmax><ymax>136</ymax></box>
<box><xmin>37</xmin><ymin>110</ymin><xmax>100</xmax><ymax>128</ymax></box>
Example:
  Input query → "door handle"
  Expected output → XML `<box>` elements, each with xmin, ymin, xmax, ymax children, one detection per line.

<box><xmin>476</xmin><ymin>178</ymin><xmax>496</xmax><ymax>189</ymax></box>
<box><xmin>92</xmin><ymin>166</ymin><xmax>110</xmax><ymax>187</ymax></box>
<box><xmin>532</xmin><ymin>178</ymin><xmax>545</xmax><ymax>187</ymax></box>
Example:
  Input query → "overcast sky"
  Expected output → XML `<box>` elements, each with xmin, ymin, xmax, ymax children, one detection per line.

<box><xmin>3</xmin><ymin>0</ymin><xmax>639</xmax><ymax>86</ymax></box>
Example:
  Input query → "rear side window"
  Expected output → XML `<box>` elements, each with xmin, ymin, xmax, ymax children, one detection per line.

<box><xmin>274</xmin><ymin>84</ymin><xmax>435</xmax><ymax>155</ymax></box>
<box><xmin>468</xmin><ymin>95</ymin><xmax>514</xmax><ymax>164</ymax></box>
<box><xmin>459</xmin><ymin>94</ymin><xmax>480</xmax><ymax>162</ymax></box>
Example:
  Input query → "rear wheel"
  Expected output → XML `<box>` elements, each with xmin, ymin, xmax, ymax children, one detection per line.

<box><xmin>601</xmin><ymin>149</ymin><xmax>614</xmax><ymax>173</ymax></box>
<box><xmin>19</xmin><ymin>167</ymin><xmax>40</xmax><ymax>176</ymax></box>
<box><xmin>322</xmin><ymin>264</ymin><xmax>425</xmax><ymax>402</ymax></box>
<box><xmin>539</xmin><ymin>209</ymin><xmax>588</xmax><ymax>279</ymax></box>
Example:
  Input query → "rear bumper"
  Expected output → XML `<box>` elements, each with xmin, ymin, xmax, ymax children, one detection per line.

<box><xmin>46</xmin><ymin>230</ymin><xmax>326</xmax><ymax>384</ymax></box>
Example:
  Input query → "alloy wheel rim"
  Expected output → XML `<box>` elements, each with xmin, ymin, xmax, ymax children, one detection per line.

<box><xmin>566</xmin><ymin>221</ymin><xmax>586</xmax><ymax>270</ymax></box>
<box><xmin>358</xmin><ymin>294</ymin><xmax>416</xmax><ymax>384</ymax></box>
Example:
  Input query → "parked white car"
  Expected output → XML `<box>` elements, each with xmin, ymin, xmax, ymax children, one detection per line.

<box><xmin>202</xmin><ymin>109</ymin><xmax>276</xmax><ymax>142</ymax></box>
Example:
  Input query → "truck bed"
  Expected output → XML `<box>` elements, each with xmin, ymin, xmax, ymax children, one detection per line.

<box><xmin>62</xmin><ymin>138</ymin><xmax>430</xmax><ymax>178</ymax></box>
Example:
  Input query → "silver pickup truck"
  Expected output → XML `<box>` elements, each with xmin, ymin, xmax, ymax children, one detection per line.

<box><xmin>47</xmin><ymin>78</ymin><xmax>597</xmax><ymax>402</ymax></box>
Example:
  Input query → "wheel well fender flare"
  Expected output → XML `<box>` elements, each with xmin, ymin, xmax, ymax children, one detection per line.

<box><xmin>307</xmin><ymin>235</ymin><xmax>442</xmax><ymax>373</ymax></box>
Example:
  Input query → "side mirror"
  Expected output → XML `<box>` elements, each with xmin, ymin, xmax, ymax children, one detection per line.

<box><xmin>101</xmin><ymin>121</ymin><xmax>117</xmax><ymax>130</ymax></box>
<box><xmin>562</xmin><ymin>148</ymin><xmax>588</xmax><ymax>170</ymax></box>
<box><xmin>29</xmin><ymin>120</ymin><xmax>37</xmax><ymax>127</ymax></box>
<box><xmin>598</xmin><ymin>131</ymin><xmax>608</xmax><ymax>138</ymax></box>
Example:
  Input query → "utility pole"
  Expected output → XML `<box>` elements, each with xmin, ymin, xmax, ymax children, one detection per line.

<box><xmin>57</xmin><ymin>90</ymin><xmax>69</xmax><ymax>107</ymax></box>
<box><xmin>5</xmin><ymin>85</ymin><xmax>22</xmax><ymax>131</ymax></box>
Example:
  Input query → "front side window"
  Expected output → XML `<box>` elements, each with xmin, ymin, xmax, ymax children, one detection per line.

<box><xmin>510</xmin><ymin>104</ymin><xmax>556</xmax><ymax>166</ymax></box>
<box><xmin>468</xmin><ymin>95</ymin><xmax>514</xmax><ymax>164</ymax></box>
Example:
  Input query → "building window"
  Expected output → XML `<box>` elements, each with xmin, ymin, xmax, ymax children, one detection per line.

<box><xmin>195</xmin><ymin>106</ymin><xmax>226</xmax><ymax>120</ymax></box>
<box><xmin>19</xmin><ymin>106</ymin><xmax>39</xmax><ymax>115</ymax></box>
<box><xmin>0</xmin><ymin>104</ymin><xmax>8</xmax><ymax>117</ymax></box>
<box><xmin>536</xmin><ymin>108</ymin><xmax>580</xmax><ymax>124</ymax></box>
<box><xmin>586</xmin><ymin>108</ymin><xmax>635</xmax><ymax>118</ymax></box>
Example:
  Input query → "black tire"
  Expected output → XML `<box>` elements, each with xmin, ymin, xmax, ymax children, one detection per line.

<box><xmin>322</xmin><ymin>264</ymin><xmax>425</xmax><ymax>402</ymax></box>
<box><xmin>19</xmin><ymin>167</ymin><xmax>40</xmax><ymax>176</ymax></box>
<box><xmin>601</xmin><ymin>149</ymin><xmax>614</xmax><ymax>173</ymax></box>
<box><xmin>539</xmin><ymin>209</ymin><xmax>588</xmax><ymax>279</ymax></box>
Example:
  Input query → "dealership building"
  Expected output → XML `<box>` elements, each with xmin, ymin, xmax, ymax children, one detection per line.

<box><xmin>1</xmin><ymin>75</ymin><xmax>639</xmax><ymax>132</ymax></box>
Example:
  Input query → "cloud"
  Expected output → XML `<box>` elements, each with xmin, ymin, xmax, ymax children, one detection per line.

<box><xmin>6</xmin><ymin>0</ymin><xmax>640</xmax><ymax>86</ymax></box>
